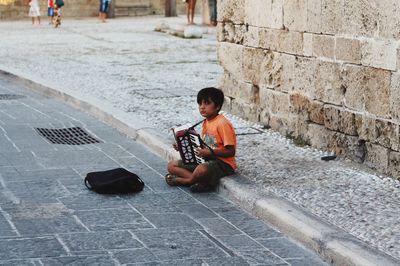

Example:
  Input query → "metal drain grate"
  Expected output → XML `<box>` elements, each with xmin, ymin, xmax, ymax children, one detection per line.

<box><xmin>36</xmin><ymin>127</ymin><xmax>101</xmax><ymax>145</ymax></box>
<box><xmin>0</xmin><ymin>94</ymin><xmax>26</xmax><ymax>100</ymax></box>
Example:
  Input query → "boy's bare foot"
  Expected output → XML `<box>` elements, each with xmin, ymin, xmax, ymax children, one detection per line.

<box><xmin>165</xmin><ymin>174</ymin><xmax>179</xmax><ymax>186</ymax></box>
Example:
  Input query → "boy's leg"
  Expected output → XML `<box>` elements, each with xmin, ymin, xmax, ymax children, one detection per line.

<box><xmin>167</xmin><ymin>160</ymin><xmax>209</xmax><ymax>186</ymax></box>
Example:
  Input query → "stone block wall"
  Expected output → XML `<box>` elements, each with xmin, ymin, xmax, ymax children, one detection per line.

<box><xmin>217</xmin><ymin>0</ymin><xmax>400</xmax><ymax>179</ymax></box>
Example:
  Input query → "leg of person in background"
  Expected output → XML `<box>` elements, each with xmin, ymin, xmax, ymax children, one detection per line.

<box><xmin>189</xmin><ymin>0</ymin><xmax>197</xmax><ymax>24</ymax></box>
<box><xmin>210</xmin><ymin>0</ymin><xmax>217</xmax><ymax>26</ymax></box>
<box><xmin>185</xmin><ymin>2</ymin><xmax>190</xmax><ymax>24</ymax></box>
<box><xmin>37</xmin><ymin>15</ymin><xmax>41</xmax><ymax>25</ymax></box>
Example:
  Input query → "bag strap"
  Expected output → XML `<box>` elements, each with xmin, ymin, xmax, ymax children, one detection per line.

<box><xmin>188</xmin><ymin>119</ymin><xmax>205</xmax><ymax>130</ymax></box>
<box><xmin>84</xmin><ymin>177</ymin><xmax>93</xmax><ymax>190</ymax></box>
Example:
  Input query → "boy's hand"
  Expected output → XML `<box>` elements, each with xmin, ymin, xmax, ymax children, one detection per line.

<box><xmin>172</xmin><ymin>143</ymin><xmax>179</xmax><ymax>151</ymax></box>
<box><xmin>194</xmin><ymin>147</ymin><xmax>212</xmax><ymax>158</ymax></box>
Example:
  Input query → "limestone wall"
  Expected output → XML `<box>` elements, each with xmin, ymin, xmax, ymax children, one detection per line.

<box><xmin>217</xmin><ymin>0</ymin><xmax>400</xmax><ymax>178</ymax></box>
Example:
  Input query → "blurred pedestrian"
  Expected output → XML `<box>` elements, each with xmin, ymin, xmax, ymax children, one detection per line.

<box><xmin>28</xmin><ymin>0</ymin><xmax>41</xmax><ymax>25</ymax></box>
<box><xmin>47</xmin><ymin>0</ymin><xmax>54</xmax><ymax>25</ymax></box>
<box><xmin>208</xmin><ymin>0</ymin><xmax>217</xmax><ymax>26</ymax></box>
<box><xmin>99</xmin><ymin>0</ymin><xmax>111</xmax><ymax>23</ymax></box>
<box><xmin>184</xmin><ymin>0</ymin><xmax>197</xmax><ymax>25</ymax></box>
<box><xmin>53</xmin><ymin>0</ymin><xmax>63</xmax><ymax>28</ymax></box>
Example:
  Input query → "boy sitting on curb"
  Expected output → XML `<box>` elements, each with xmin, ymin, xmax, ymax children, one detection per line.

<box><xmin>166</xmin><ymin>87</ymin><xmax>237</xmax><ymax>193</ymax></box>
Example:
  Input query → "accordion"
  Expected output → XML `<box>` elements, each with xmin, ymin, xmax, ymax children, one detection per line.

<box><xmin>173</xmin><ymin>127</ymin><xmax>206</xmax><ymax>165</ymax></box>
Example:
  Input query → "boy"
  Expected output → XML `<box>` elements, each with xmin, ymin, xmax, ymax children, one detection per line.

<box><xmin>166</xmin><ymin>87</ymin><xmax>236</xmax><ymax>192</ymax></box>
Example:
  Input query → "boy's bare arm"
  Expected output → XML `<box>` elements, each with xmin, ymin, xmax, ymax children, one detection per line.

<box><xmin>195</xmin><ymin>145</ymin><xmax>235</xmax><ymax>158</ymax></box>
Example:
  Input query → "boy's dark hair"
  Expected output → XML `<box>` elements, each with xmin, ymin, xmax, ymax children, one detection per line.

<box><xmin>197</xmin><ymin>87</ymin><xmax>224</xmax><ymax>110</ymax></box>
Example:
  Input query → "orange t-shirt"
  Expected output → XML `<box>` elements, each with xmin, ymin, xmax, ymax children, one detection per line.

<box><xmin>202</xmin><ymin>114</ymin><xmax>237</xmax><ymax>170</ymax></box>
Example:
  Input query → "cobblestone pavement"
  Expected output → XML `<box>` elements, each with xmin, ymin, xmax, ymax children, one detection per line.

<box><xmin>0</xmin><ymin>16</ymin><xmax>399</xmax><ymax>262</ymax></box>
<box><xmin>0</xmin><ymin>77</ymin><xmax>328</xmax><ymax>265</ymax></box>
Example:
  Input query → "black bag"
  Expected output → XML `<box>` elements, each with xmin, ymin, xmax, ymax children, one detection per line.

<box><xmin>84</xmin><ymin>168</ymin><xmax>144</xmax><ymax>194</ymax></box>
<box><xmin>55</xmin><ymin>0</ymin><xmax>64</xmax><ymax>7</ymax></box>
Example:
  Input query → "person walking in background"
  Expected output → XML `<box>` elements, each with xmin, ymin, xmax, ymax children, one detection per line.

<box><xmin>99</xmin><ymin>0</ymin><xmax>111</xmax><ymax>23</ymax></box>
<box><xmin>28</xmin><ymin>0</ymin><xmax>41</xmax><ymax>25</ymax></box>
<box><xmin>184</xmin><ymin>0</ymin><xmax>197</xmax><ymax>25</ymax></box>
<box><xmin>208</xmin><ymin>0</ymin><xmax>217</xmax><ymax>26</ymax></box>
<box><xmin>53</xmin><ymin>0</ymin><xmax>63</xmax><ymax>28</ymax></box>
<box><xmin>47</xmin><ymin>0</ymin><xmax>54</xmax><ymax>25</ymax></box>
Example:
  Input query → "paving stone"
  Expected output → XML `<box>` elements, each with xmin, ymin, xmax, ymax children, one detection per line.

<box><xmin>143</xmin><ymin>213</ymin><xmax>202</xmax><ymax>229</ymax></box>
<box><xmin>40</xmin><ymin>255</ymin><xmax>117</xmax><ymax>266</ymax></box>
<box><xmin>177</xmin><ymin>203</ymin><xmax>218</xmax><ymax>219</ymax></box>
<box><xmin>113</xmin><ymin>248</ymin><xmax>158</xmax><ymax>264</ymax></box>
<box><xmin>134</xmin><ymin>229</ymin><xmax>228</xmax><ymax>261</ymax></box>
<box><xmin>204</xmin><ymin>256</ymin><xmax>251</xmax><ymax>266</ymax></box>
<box><xmin>237</xmin><ymin>249</ymin><xmax>288</xmax><ymax>265</ymax></box>
<box><xmin>36</xmin><ymin>150</ymin><xmax>120</xmax><ymax>168</ymax></box>
<box><xmin>197</xmin><ymin>218</ymin><xmax>242</xmax><ymax>236</ymax></box>
<box><xmin>60</xmin><ymin>231</ymin><xmax>142</xmax><ymax>253</ymax></box>
<box><xmin>59</xmin><ymin>194</ymin><xmax>131</xmax><ymax>211</ymax></box>
<box><xmin>0</xmin><ymin>260</ymin><xmax>36</xmax><ymax>266</ymax></box>
<box><xmin>0</xmin><ymin>168</ymin><xmax>80</xmax><ymax>183</ymax></box>
<box><xmin>286</xmin><ymin>257</ymin><xmax>329</xmax><ymax>266</ymax></box>
<box><xmin>259</xmin><ymin>237</ymin><xmax>315</xmax><ymax>259</ymax></box>
<box><xmin>192</xmin><ymin>193</ymin><xmax>237</xmax><ymax>209</ymax></box>
<box><xmin>5</xmin><ymin>180</ymin><xmax>71</xmax><ymax>201</ymax></box>
<box><xmin>0</xmin><ymin>214</ymin><xmax>17</xmax><ymax>238</ymax></box>
<box><xmin>75</xmin><ymin>208</ymin><xmax>153</xmax><ymax>231</ymax></box>
<box><xmin>0</xmin><ymin>236</ymin><xmax>67</xmax><ymax>259</ymax></box>
<box><xmin>231</xmin><ymin>218</ymin><xmax>283</xmax><ymax>240</ymax></box>
<box><xmin>124</xmin><ymin>192</ymin><xmax>182</xmax><ymax>214</ymax></box>
<box><xmin>12</xmin><ymin>215</ymin><xmax>87</xmax><ymax>236</ymax></box>
<box><xmin>217</xmin><ymin>234</ymin><xmax>265</xmax><ymax>251</ymax></box>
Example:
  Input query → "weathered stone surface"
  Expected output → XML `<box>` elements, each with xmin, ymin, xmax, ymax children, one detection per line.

<box><xmin>361</xmin><ymin>39</ymin><xmax>398</xmax><ymax>71</ymax></box>
<box><xmin>339</xmin><ymin>110</ymin><xmax>358</xmax><ymax>136</ymax></box>
<box><xmin>293</xmin><ymin>57</ymin><xmax>316</xmax><ymax>95</ymax></box>
<box><xmin>218</xmin><ymin>0</ymin><xmax>245</xmax><ymax>24</ymax></box>
<box><xmin>303</xmin><ymin>33</ymin><xmax>313</xmax><ymax>57</ymax></box>
<box><xmin>341</xmin><ymin>0</ymin><xmax>379</xmax><ymax>37</ymax></box>
<box><xmin>309</xmin><ymin>100</ymin><xmax>325</xmax><ymax>125</ymax></box>
<box><xmin>378</xmin><ymin>0</ymin><xmax>400</xmax><ymax>40</ymax></box>
<box><xmin>259</xmin><ymin>29</ymin><xmax>303</xmax><ymax>55</ymax></box>
<box><xmin>312</xmin><ymin>34</ymin><xmax>335</xmax><ymax>59</ymax></box>
<box><xmin>305</xmin><ymin>123</ymin><xmax>330</xmax><ymax>149</ymax></box>
<box><xmin>336</xmin><ymin>37</ymin><xmax>361</xmax><ymax>64</ymax></box>
<box><xmin>230</xmin><ymin>99</ymin><xmax>260</xmax><ymax>122</ymax></box>
<box><xmin>259</xmin><ymin>87</ymin><xmax>290</xmax><ymax>115</ymax></box>
<box><xmin>217</xmin><ymin>42</ymin><xmax>243</xmax><ymax>80</ymax></box>
<box><xmin>242</xmin><ymin>49</ymin><xmax>281</xmax><ymax>88</ymax></box>
<box><xmin>356</xmin><ymin>115</ymin><xmax>376</xmax><ymax>142</ymax></box>
<box><xmin>341</xmin><ymin>64</ymin><xmax>365</xmax><ymax>111</ymax></box>
<box><xmin>244</xmin><ymin>26</ymin><xmax>260</xmax><ymax>48</ymax></box>
<box><xmin>306</xmin><ymin>0</ymin><xmax>322</xmax><ymax>33</ymax></box>
<box><xmin>388</xmin><ymin>151</ymin><xmax>400</xmax><ymax>179</ymax></box>
<box><xmin>390</xmin><ymin>72</ymin><xmax>400</xmax><ymax>120</ymax></box>
<box><xmin>289</xmin><ymin>92</ymin><xmax>310</xmax><ymax>114</ymax></box>
<box><xmin>374</xmin><ymin>119</ymin><xmax>399</xmax><ymax>151</ymax></box>
<box><xmin>245</xmin><ymin>0</ymin><xmax>283</xmax><ymax>29</ymax></box>
<box><xmin>320</xmin><ymin>0</ymin><xmax>342</xmax><ymax>34</ymax></box>
<box><xmin>218</xmin><ymin>72</ymin><xmax>259</xmax><ymax>104</ymax></box>
<box><xmin>364</xmin><ymin>67</ymin><xmax>391</xmax><ymax>118</ymax></box>
<box><xmin>324</xmin><ymin>105</ymin><xmax>341</xmax><ymax>131</ymax></box>
<box><xmin>283</xmin><ymin>0</ymin><xmax>307</xmax><ymax>32</ymax></box>
<box><xmin>328</xmin><ymin>132</ymin><xmax>367</xmax><ymax>163</ymax></box>
<box><xmin>234</xmin><ymin>24</ymin><xmax>246</xmax><ymax>44</ymax></box>
<box><xmin>314</xmin><ymin>61</ymin><xmax>343</xmax><ymax>105</ymax></box>
<box><xmin>365</xmin><ymin>143</ymin><xmax>389</xmax><ymax>172</ymax></box>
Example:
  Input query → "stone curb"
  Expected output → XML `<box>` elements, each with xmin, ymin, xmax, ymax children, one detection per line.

<box><xmin>1</xmin><ymin>67</ymin><xmax>399</xmax><ymax>266</ymax></box>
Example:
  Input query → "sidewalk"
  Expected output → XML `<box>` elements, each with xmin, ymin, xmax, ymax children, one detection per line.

<box><xmin>0</xmin><ymin>76</ymin><xmax>328</xmax><ymax>265</ymax></box>
<box><xmin>0</xmin><ymin>16</ymin><xmax>399</xmax><ymax>265</ymax></box>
